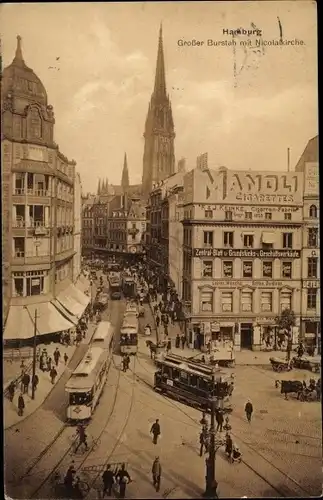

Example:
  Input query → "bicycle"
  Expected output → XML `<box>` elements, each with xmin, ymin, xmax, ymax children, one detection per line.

<box><xmin>69</xmin><ymin>432</ymin><xmax>101</xmax><ymax>455</ymax></box>
<box><xmin>50</xmin><ymin>471</ymin><xmax>90</xmax><ymax>498</ymax></box>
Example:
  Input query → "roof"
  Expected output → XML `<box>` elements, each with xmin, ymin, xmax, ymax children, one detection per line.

<box><xmin>295</xmin><ymin>135</ymin><xmax>319</xmax><ymax>171</ymax></box>
<box><xmin>66</xmin><ymin>347</ymin><xmax>107</xmax><ymax>390</ymax></box>
<box><xmin>128</xmin><ymin>200</ymin><xmax>146</xmax><ymax>218</ymax></box>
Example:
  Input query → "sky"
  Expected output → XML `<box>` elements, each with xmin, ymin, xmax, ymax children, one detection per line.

<box><xmin>1</xmin><ymin>1</ymin><xmax>318</xmax><ymax>193</ymax></box>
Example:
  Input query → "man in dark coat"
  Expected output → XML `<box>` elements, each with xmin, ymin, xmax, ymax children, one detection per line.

<box><xmin>152</xmin><ymin>457</ymin><xmax>162</xmax><ymax>492</ymax></box>
<box><xmin>150</xmin><ymin>419</ymin><xmax>161</xmax><ymax>444</ymax></box>
<box><xmin>32</xmin><ymin>374</ymin><xmax>39</xmax><ymax>392</ymax></box>
<box><xmin>102</xmin><ymin>464</ymin><xmax>115</xmax><ymax>497</ymax></box>
<box><xmin>156</xmin><ymin>315</ymin><xmax>160</xmax><ymax>328</ymax></box>
<box><xmin>53</xmin><ymin>347</ymin><xmax>61</xmax><ymax>367</ymax></box>
<box><xmin>175</xmin><ymin>334</ymin><xmax>180</xmax><ymax>349</ymax></box>
<box><xmin>8</xmin><ymin>381</ymin><xmax>15</xmax><ymax>402</ymax></box>
<box><xmin>181</xmin><ymin>335</ymin><xmax>186</xmax><ymax>349</ymax></box>
<box><xmin>115</xmin><ymin>464</ymin><xmax>131</xmax><ymax>499</ymax></box>
<box><xmin>216</xmin><ymin>409</ymin><xmax>224</xmax><ymax>432</ymax></box>
<box><xmin>50</xmin><ymin>366</ymin><xmax>58</xmax><ymax>384</ymax></box>
<box><xmin>199</xmin><ymin>427</ymin><xmax>209</xmax><ymax>457</ymax></box>
<box><xmin>245</xmin><ymin>400</ymin><xmax>253</xmax><ymax>423</ymax></box>
<box><xmin>22</xmin><ymin>373</ymin><xmax>30</xmax><ymax>394</ymax></box>
<box><xmin>18</xmin><ymin>393</ymin><xmax>25</xmax><ymax>416</ymax></box>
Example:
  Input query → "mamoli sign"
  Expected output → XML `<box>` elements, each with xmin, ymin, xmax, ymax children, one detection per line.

<box><xmin>194</xmin><ymin>248</ymin><xmax>301</xmax><ymax>259</ymax></box>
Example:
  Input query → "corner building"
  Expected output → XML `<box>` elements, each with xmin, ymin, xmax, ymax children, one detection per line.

<box><xmin>2</xmin><ymin>37</ymin><xmax>87</xmax><ymax>344</ymax></box>
<box><xmin>182</xmin><ymin>166</ymin><xmax>304</xmax><ymax>351</ymax></box>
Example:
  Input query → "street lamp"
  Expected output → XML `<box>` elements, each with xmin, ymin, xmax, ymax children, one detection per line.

<box><xmin>24</xmin><ymin>307</ymin><xmax>38</xmax><ymax>400</ymax></box>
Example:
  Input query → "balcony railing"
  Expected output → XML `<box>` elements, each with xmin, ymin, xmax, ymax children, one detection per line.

<box><xmin>13</xmin><ymin>219</ymin><xmax>26</xmax><ymax>228</ymax></box>
<box><xmin>14</xmin><ymin>250</ymin><xmax>25</xmax><ymax>258</ymax></box>
<box><xmin>13</xmin><ymin>188</ymin><xmax>51</xmax><ymax>196</ymax></box>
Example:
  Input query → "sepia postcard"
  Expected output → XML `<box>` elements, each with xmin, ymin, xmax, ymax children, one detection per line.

<box><xmin>1</xmin><ymin>1</ymin><xmax>320</xmax><ymax>499</ymax></box>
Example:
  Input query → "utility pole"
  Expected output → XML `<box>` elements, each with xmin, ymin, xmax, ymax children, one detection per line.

<box><xmin>31</xmin><ymin>309</ymin><xmax>38</xmax><ymax>400</ymax></box>
<box><xmin>204</xmin><ymin>369</ymin><xmax>219</xmax><ymax>498</ymax></box>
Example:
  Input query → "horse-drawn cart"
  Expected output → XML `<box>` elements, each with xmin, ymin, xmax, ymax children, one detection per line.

<box><xmin>269</xmin><ymin>357</ymin><xmax>293</xmax><ymax>372</ymax></box>
<box><xmin>292</xmin><ymin>355</ymin><xmax>320</xmax><ymax>373</ymax></box>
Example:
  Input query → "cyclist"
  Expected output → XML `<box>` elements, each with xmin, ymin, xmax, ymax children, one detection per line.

<box><xmin>75</xmin><ymin>424</ymin><xmax>88</xmax><ymax>452</ymax></box>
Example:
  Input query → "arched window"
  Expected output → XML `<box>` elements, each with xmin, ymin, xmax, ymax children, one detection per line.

<box><xmin>309</xmin><ymin>205</ymin><xmax>318</xmax><ymax>218</ymax></box>
<box><xmin>29</xmin><ymin>108</ymin><xmax>42</xmax><ymax>139</ymax></box>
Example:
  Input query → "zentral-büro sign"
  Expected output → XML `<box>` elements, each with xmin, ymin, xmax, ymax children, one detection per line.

<box><xmin>194</xmin><ymin>248</ymin><xmax>301</xmax><ymax>259</ymax></box>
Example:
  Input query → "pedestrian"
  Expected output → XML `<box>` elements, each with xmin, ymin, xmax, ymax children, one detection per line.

<box><xmin>166</xmin><ymin>339</ymin><xmax>171</xmax><ymax>354</ymax></box>
<box><xmin>122</xmin><ymin>355</ymin><xmax>128</xmax><ymax>373</ymax></box>
<box><xmin>181</xmin><ymin>335</ymin><xmax>186</xmax><ymax>350</ymax></box>
<box><xmin>126</xmin><ymin>354</ymin><xmax>131</xmax><ymax>370</ymax></box>
<box><xmin>175</xmin><ymin>334</ymin><xmax>180</xmax><ymax>349</ymax></box>
<box><xmin>53</xmin><ymin>347</ymin><xmax>61</xmax><ymax>367</ymax></box>
<box><xmin>150</xmin><ymin>419</ymin><xmax>161</xmax><ymax>444</ymax></box>
<box><xmin>200</xmin><ymin>412</ymin><xmax>208</xmax><ymax>427</ymax></box>
<box><xmin>156</xmin><ymin>315</ymin><xmax>160</xmax><ymax>328</ymax></box>
<box><xmin>50</xmin><ymin>366</ymin><xmax>58</xmax><ymax>384</ymax></box>
<box><xmin>216</xmin><ymin>409</ymin><xmax>224</xmax><ymax>432</ymax></box>
<box><xmin>46</xmin><ymin>357</ymin><xmax>52</xmax><ymax>372</ymax></box>
<box><xmin>152</xmin><ymin>456</ymin><xmax>162</xmax><ymax>492</ymax></box>
<box><xmin>102</xmin><ymin>464</ymin><xmax>115</xmax><ymax>497</ymax></box>
<box><xmin>22</xmin><ymin>372</ymin><xmax>30</xmax><ymax>394</ymax></box>
<box><xmin>39</xmin><ymin>354</ymin><xmax>45</xmax><ymax>371</ymax></box>
<box><xmin>64</xmin><ymin>352</ymin><xmax>69</xmax><ymax>365</ymax></box>
<box><xmin>115</xmin><ymin>463</ymin><xmax>131</xmax><ymax>499</ymax></box>
<box><xmin>8</xmin><ymin>381</ymin><xmax>15</xmax><ymax>402</ymax></box>
<box><xmin>18</xmin><ymin>393</ymin><xmax>25</xmax><ymax>416</ymax></box>
<box><xmin>164</xmin><ymin>324</ymin><xmax>168</xmax><ymax>336</ymax></box>
<box><xmin>225</xmin><ymin>433</ymin><xmax>233</xmax><ymax>459</ymax></box>
<box><xmin>32</xmin><ymin>373</ymin><xmax>39</xmax><ymax>392</ymax></box>
<box><xmin>245</xmin><ymin>400</ymin><xmax>253</xmax><ymax>423</ymax></box>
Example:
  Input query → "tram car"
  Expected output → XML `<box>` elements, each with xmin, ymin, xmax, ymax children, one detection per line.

<box><xmin>154</xmin><ymin>354</ymin><xmax>234</xmax><ymax>413</ymax></box>
<box><xmin>120</xmin><ymin>313</ymin><xmax>138</xmax><ymax>355</ymax></box>
<box><xmin>91</xmin><ymin>321</ymin><xmax>115</xmax><ymax>351</ymax></box>
<box><xmin>65</xmin><ymin>345</ymin><xmax>112</xmax><ymax>422</ymax></box>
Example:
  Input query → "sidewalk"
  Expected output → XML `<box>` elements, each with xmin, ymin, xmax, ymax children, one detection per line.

<box><xmin>4</xmin><ymin>320</ymin><xmax>97</xmax><ymax>430</ymax></box>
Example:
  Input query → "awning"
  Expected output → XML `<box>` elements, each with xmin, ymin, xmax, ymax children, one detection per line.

<box><xmin>75</xmin><ymin>274</ymin><xmax>90</xmax><ymax>293</ymax></box>
<box><xmin>262</xmin><ymin>232</ymin><xmax>276</xmax><ymax>244</ymax></box>
<box><xmin>51</xmin><ymin>299</ymin><xmax>78</xmax><ymax>325</ymax></box>
<box><xmin>56</xmin><ymin>283</ymin><xmax>90</xmax><ymax>319</ymax></box>
<box><xmin>3</xmin><ymin>306</ymin><xmax>35</xmax><ymax>340</ymax></box>
<box><xmin>3</xmin><ymin>302</ymin><xmax>74</xmax><ymax>341</ymax></box>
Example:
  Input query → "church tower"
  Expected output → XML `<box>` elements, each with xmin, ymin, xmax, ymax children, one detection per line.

<box><xmin>121</xmin><ymin>153</ymin><xmax>130</xmax><ymax>193</ymax></box>
<box><xmin>141</xmin><ymin>24</ymin><xmax>175</xmax><ymax>197</ymax></box>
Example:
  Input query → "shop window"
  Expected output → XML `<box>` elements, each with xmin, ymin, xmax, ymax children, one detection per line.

<box><xmin>223</xmin><ymin>232</ymin><xmax>234</xmax><ymax>248</ymax></box>
<box><xmin>242</xmin><ymin>261</ymin><xmax>253</xmax><ymax>278</ymax></box>
<box><xmin>307</xmin><ymin>289</ymin><xmax>317</xmax><ymax>310</ymax></box>
<box><xmin>205</xmin><ymin>210</ymin><xmax>213</xmax><ymax>219</ymax></box>
<box><xmin>202</xmin><ymin>260</ymin><xmax>213</xmax><ymax>278</ymax></box>
<box><xmin>284</xmin><ymin>213</ymin><xmax>292</xmax><ymax>221</ymax></box>
<box><xmin>265</xmin><ymin>213</ymin><xmax>272</xmax><ymax>220</ymax></box>
<box><xmin>241</xmin><ymin>291</ymin><xmax>253</xmax><ymax>312</ymax></box>
<box><xmin>309</xmin><ymin>205</ymin><xmax>317</xmax><ymax>218</ymax></box>
<box><xmin>221</xmin><ymin>292</ymin><xmax>233</xmax><ymax>312</ymax></box>
<box><xmin>282</xmin><ymin>261</ymin><xmax>292</xmax><ymax>278</ymax></box>
<box><xmin>243</xmin><ymin>234</ymin><xmax>254</xmax><ymax>248</ymax></box>
<box><xmin>282</xmin><ymin>233</ymin><xmax>293</xmax><ymax>249</ymax></box>
<box><xmin>307</xmin><ymin>257</ymin><xmax>317</xmax><ymax>278</ymax></box>
<box><xmin>261</xmin><ymin>292</ymin><xmax>272</xmax><ymax>312</ymax></box>
<box><xmin>308</xmin><ymin>228</ymin><xmax>318</xmax><ymax>248</ymax></box>
<box><xmin>13</xmin><ymin>277</ymin><xmax>24</xmax><ymax>296</ymax></box>
<box><xmin>262</xmin><ymin>261</ymin><xmax>273</xmax><ymax>278</ymax></box>
<box><xmin>200</xmin><ymin>291</ymin><xmax>213</xmax><ymax>312</ymax></box>
<box><xmin>223</xmin><ymin>261</ymin><xmax>233</xmax><ymax>278</ymax></box>
<box><xmin>203</xmin><ymin>231</ymin><xmax>213</xmax><ymax>248</ymax></box>
<box><xmin>280</xmin><ymin>291</ymin><xmax>292</xmax><ymax>312</ymax></box>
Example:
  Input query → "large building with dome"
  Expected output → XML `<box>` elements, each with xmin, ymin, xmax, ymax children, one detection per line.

<box><xmin>1</xmin><ymin>36</ymin><xmax>87</xmax><ymax>345</ymax></box>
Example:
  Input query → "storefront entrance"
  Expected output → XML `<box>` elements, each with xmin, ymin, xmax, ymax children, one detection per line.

<box><xmin>240</xmin><ymin>323</ymin><xmax>253</xmax><ymax>349</ymax></box>
<box><xmin>304</xmin><ymin>322</ymin><xmax>319</xmax><ymax>353</ymax></box>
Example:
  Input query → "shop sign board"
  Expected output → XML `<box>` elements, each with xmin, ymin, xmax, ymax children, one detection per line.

<box><xmin>194</xmin><ymin>248</ymin><xmax>301</xmax><ymax>259</ymax></box>
<box><xmin>303</xmin><ymin>280</ymin><xmax>320</xmax><ymax>288</ymax></box>
<box><xmin>211</xmin><ymin>280</ymin><xmax>284</xmax><ymax>288</ymax></box>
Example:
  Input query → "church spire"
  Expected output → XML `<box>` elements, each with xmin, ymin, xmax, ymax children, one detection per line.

<box><xmin>153</xmin><ymin>23</ymin><xmax>167</xmax><ymax>99</ymax></box>
<box><xmin>121</xmin><ymin>153</ymin><xmax>130</xmax><ymax>192</ymax></box>
<box><xmin>13</xmin><ymin>35</ymin><xmax>26</xmax><ymax>67</ymax></box>
<box><xmin>97</xmin><ymin>178</ymin><xmax>101</xmax><ymax>195</ymax></box>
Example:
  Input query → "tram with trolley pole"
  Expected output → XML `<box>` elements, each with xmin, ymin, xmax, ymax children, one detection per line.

<box><xmin>91</xmin><ymin>320</ymin><xmax>115</xmax><ymax>351</ymax></box>
<box><xmin>119</xmin><ymin>312</ymin><xmax>138</xmax><ymax>355</ymax></box>
<box><xmin>154</xmin><ymin>353</ymin><xmax>234</xmax><ymax>413</ymax></box>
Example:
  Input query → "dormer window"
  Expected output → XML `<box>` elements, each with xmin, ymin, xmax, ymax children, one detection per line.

<box><xmin>309</xmin><ymin>205</ymin><xmax>318</xmax><ymax>218</ymax></box>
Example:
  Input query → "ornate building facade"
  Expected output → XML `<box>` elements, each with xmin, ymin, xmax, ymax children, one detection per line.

<box><xmin>141</xmin><ymin>25</ymin><xmax>176</xmax><ymax>198</ymax></box>
<box><xmin>2</xmin><ymin>36</ymin><xmax>87</xmax><ymax>344</ymax></box>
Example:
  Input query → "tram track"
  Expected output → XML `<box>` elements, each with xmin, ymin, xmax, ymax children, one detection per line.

<box><xmin>131</xmin><ymin>356</ymin><xmax>313</xmax><ymax>498</ymax></box>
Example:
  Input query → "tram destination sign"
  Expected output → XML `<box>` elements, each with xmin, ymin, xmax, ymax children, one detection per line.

<box><xmin>194</xmin><ymin>248</ymin><xmax>301</xmax><ymax>259</ymax></box>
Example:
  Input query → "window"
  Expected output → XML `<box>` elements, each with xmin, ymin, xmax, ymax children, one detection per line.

<box><xmin>242</xmin><ymin>261</ymin><xmax>253</xmax><ymax>278</ymax></box>
<box><xmin>13</xmin><ymin>237</ymin><xmax>25</xmax><ymax>257</ymax></box>
<box><xmin>245</xmin><ymin>212</ymin><xmax>252</xmax><ymax>220</ymax></box>
<box><xmin>282</xmin><ymin>261</ymin><xmax>292</xmax><ymax>278</ymax></box>
<box><xmin>225</xmin><ymin>211</ymin><xmax>233</xmax><ymax>221</ymax></box>
<box><xmin>307</xmin><ymin>257</ymin><xmax>317</xmax><ymax>278</ymax></box>
<box><xmin>307</xmin><ymin>289</ymin><xmax>317</xmax><ymax>309</ymax></box>
<box><xmin>241</xmin><ymin>291</ymin><xmax>253</xmax><ymax>312</ymax></box>
<box><xmin>205</xmin><ymin>210</ymin><xmax>213</xmax><ymax>219</ymax></box>
<box><xmin>261</xmin><ymin>292</ymin><xmax>272</xmax><ymax>312</ymax></box>
<box><xmin>280</xmin><ymin>291</ymin><xmax>292</xmax><ymax>312</ymax></box>
<box><xmin>243</xmin><ymin>234</ymin><xmax>254</xmax><ymax>248</ymax></box>
<box><xmin>12</xmin><ymin>270</ymin><xmax>46</xmax><ymax>297</ymax></box>
<box><xmin>201</xmin><ymin>291</ymin><xmax>213</xmax><ymax>312</ymax></box>
<box><xmin>223</xmin><ymin>232</ymin><xmax>234</xmax><ymax>248</ymax></box>
<box><xmin>309</xmin><ymin>205</ymin><xmax>317</xmax><ymax>218</ymax></box>
<box><xmin>223</xmin><ymin>261</ymin><xmax>233</xmax><ymax>277</ymax></box>
<box><xmin>308</xmin><ymin>228</ymin><xmax>318</xmax><ymax>247</ymax></box>
<box><xmin>13</xmin><ymin>274</ymin><xmax>24</xmax><ymax>296</ymax></box>
<box><xmin>282</xmin><ymin>233</ymin><xmax>293</xmax><ymax>248</ymax></box>
<box><xmin>284</xmin><ymin>213</ymin><xmax>292</xmax><ymax>221</ymax></box>
<box><xmin>221</xmin><ymin>292</ymin><xmax>233</xmax><ymax>312</ymax></box>
<box><xmin>203</xmin><ymin>231</ymin><xmax>213</xmax><ymax>247</ymax></box>
<box><xmin>265</xmin><ymin>212</ymin><xmax>272</xmax><ymax>220</ymax></box>
<box><xmin>29</xmin><ymin>108</ymin><xmax>42</xmax><ymax>139</ymax></box>
<box><xmin>202</xmin><ymin>260</ymin><xmax>213</xmax><ymax>278</ymax></box>
<box><xmin>262</xmin><ymin>261</ymin><xmax>273</xmax><ymax>278</ymax></box>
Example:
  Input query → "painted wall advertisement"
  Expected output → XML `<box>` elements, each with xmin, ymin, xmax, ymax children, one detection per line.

<box><xmin>194</xmin><ymin>248</ymin><xmax>301</xmax><ymax>259</ymax></box>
